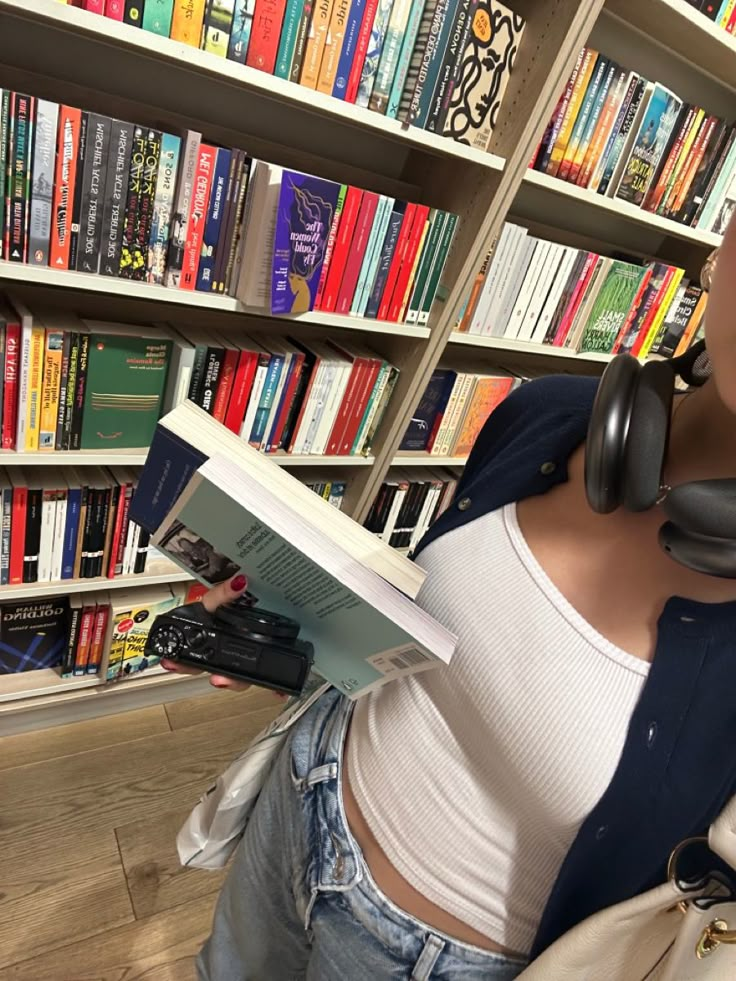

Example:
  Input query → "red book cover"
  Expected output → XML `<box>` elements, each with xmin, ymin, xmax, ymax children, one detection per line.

<box><xmin>9</xmin><ymin>485</ymin><xmax>27</xmax><ymax>585</ymax></box>
<box><xmin>313</xmin><ymin>187</ymin><xmax>347</xmax><ymax>310</ymax></box>
<box><xmin>83</xmin><ymin>0</ymin><xmax>105</xmax><ymax>11</ymax></box>
<box><xmin>377</xmin><ymin>203</ymin><xmax>417</xmax><ymax>321</ymax></box>
<box><xmin>631</xmin><ymin>267</ymin><xmax>675</xmax><ymax>358</ymax></box>
<box><xmin>325</xmin><ymin>355</ymin><xmax>368</xmax><ymax>455</ymax></box>
<box><xmin>212</xmin><ymin>347</ymin><xmax>239</xmax><ymax>422</ymax></box>
<box><xmin>319</xmin><ymin>186</ymin><xmax>364</xmax><ymax>312</ymax></box>
<box><xmin>553</xmin><ymin>252</ymin><xmax>599</xmax><ymax>346</ymax></box>
<box><xmin>643</xmin><ymin>107</ymin><xmax>693</xmax><ymax>214</ymax></box>
<box><xmin>113</xmin><ymin>486</ymin><xmax>132</xmax><ymax>577</ymax></box>
<box><xmin>180</xmin><ymin>144</ymin><xmax>216</xmax><ymax>291</ymax></box>
<box><xmin>107</xmin><ymin>481</ymin><xmax>128</xmax><ymax>578</ymax></box>
<box><xmin>2</xmin><ymin>316</ymin><xmax>19</xmax><ymax>450</ymax></box>
<box><xmin>75</xmin><ymin>603</ymin><xmax>96</xmax><ymax>673</ymax></box>
<box><xmin>224</xmin><ymin>349</ymin><xmax>259</xmax><ymax>434</ymax></box>
<box><xmin>340</xmin><ymin>356</ymin><xmax>382</xmax><ymax>455</ymax></box>
<box><xmin>387</xmin><ymin>204</ymin><xmax>430</xmax><ymax>322</ymax></box>
<box><xmin>87</xmin><ymin>603</ymin><xmax>110</xmax><ymax>674</ymax></box>
<box><xmin>49</xmin><ymin>106</ymin><xmax>82</xmax><ymax>271</ymax></box>
<box><xmin>727</xmin><ymin>7</ymin><xmax>736</xmax><ymax>32</ymax></box>
<box><xmin>611</xmin><ymin>267</ymin><xmax>654</xmax><ymax>354</ymax></box>
<box><xmin>287</xmin><ymin>351</ymin><xmax>322</xmax><ymax>453</ymax></box>
<box><xmin>246</xmin><ymin>0</ymin><xmax>288</xmax><ymax>74</ymax></box>
<box><xmin>336</xmin><ymin>191</ymin><xmax>380</xmax><ymax>314</ymax></box>
<box><xmin>345</xmin><ymin>0</ymin><xmax>380</xmax><ymax>103</ymax></box>
<box><xmin>269</xmin><ymin>352</ymin><xmax>305</xmax><ymax>452</ymax></box>
<box><xmin>104</xmin><ymin>0</ymin><xmax>125</xmax><ymax>18</ymax></box>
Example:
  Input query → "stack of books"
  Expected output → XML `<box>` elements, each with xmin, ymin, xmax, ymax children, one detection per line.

<box><xmin>531</xmin><ymin>47</ymin><xmax>735</xmax><ymax>235</ymax></box>
<box><xmin>456</xmin><ymin>222</ymin><xmax>708</xmax><ymax>358</ymax></box>
<box><xmin>60</xmin><ymin>0</ymin><xmax>525</xmax><ymax>151</ymax></box>
<box><xmin>364</xmin><ymin>467</ymin><xmax>460</xmax><ymax>552</ymax></box>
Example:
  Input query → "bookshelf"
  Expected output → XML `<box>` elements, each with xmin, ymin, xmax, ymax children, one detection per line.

<box><xmin>0</xmin><ymin>0</ymin><xmax>729</xmax><ymax>730</ymax></box>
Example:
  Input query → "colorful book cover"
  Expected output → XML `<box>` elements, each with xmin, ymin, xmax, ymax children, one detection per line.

<box><xmin>180</xmin><ymin>143</ymin><xmax>216</xmax><ymax>289</ymax></box>
<box><xmin>354</xmin><ymin>0</ymin><xmax>394</xmax><ymax>107</ymax></box>
<box><xmin>352</xmin><ymin>195</ymin><xmax>393</xmax><ymax>315</ymax></box>
<box><xmin>567</xmin><ymin>59</ymin><xmax>618</xmax><ymax>185</ymax></box>
<box><xmin>7</xmin><ymin>93</ymin><xmax>34</xmax><ymax>264</ymax></box>
<box><xmin>370</xmin><ymin>0</ymin><xmax>415</xmax><ymax>113</ymax></box>
<box><xmin>442</xmin><ymin>0</ymin><xmax>525</xmax><ymax>150</ymax></box>
<box><xmin>275</xmin><ymin>0</ymin><xmax>307</xmax><ymax>77</ymax></box>
<box><xmin>317</xmin><ymin>0</ymin><xmax>352</xmax><ymax>93</ymax></box>
<box><xmin>203</xmin><ymin>0</ymin><xmax>237</xmax><ymax>54</ymax></box>
<box><xmin>142</xmin><ymin>0</ymin><xmax>175</xmax><ymax>32</ymax></box>
<box><xmin>39</xmin><ymin>329</ymin><xmax>64</xmax><ymax>451</ymax></box>
<box><xmin>452</xmin><ymin>375</ymin><xmax>514</xmax><ymax>457</ymax></box>
<box><xmin>546</xmin><ymin>47</ymin><xmax>596</xmax><ymax>177</ymax></box>
<box><xmin>596</xmin><ymin>76</ymin><xmax>648</xmax><ymax>196</ymax></box>
<box><xmin>365</xmin><ymin>203</ymin><xmax>406</xmax><ymax>318</ymax></box>
<box><xmin>300</xmin><ymin>0</ymin><xmax>336</xmax><ymax>88</ymax></box>
<box><xmin>246</xmin><ymin>0</ymin><xmax>287</xmax><ymax>72</ymax></box>
<box><xmin>417</xmin><ymin>211</ymin><xmax>457</xmax><ymax>324</ymax></box>
<box><xmin>80</xmin><ymin>333</ymin><xmax>173</xmax><ymax>449</ymax></box>
<box><xmin>578</xmin><ymin>261</ymin><xmax>648</xmax><ymax>354</ymax></box>
<box><xmin>28</xmin><ymin>99</ymin><xmax>59</xmax><ymax>267</ymax></box>
<box><xmin>331</xmin><ymin>0</ymin><xmax>368</xmax><ymax>98</ymax></box>
<box><xmin>147</xmin><ymin>132</ymin><xmax>182</xmax><ymax>285</ymax></box>
<box><xmin>196</xmin><ymin>147</ymin><xmax>231</xmax><ymax>291</ymax></box>
<box><xmin>271</xmin><ymin>170</ymin><xmax>343</xmax><ymax>314</ymax></box>
<box><xmin>385</xmin><ymin>0</ymin><xmax>428</xmax><ymax>117</ymax></box>
<box><xmin>615</xmin><ymin>83</ymin><xmax>682</xmax><ymax>206</ymax></box>
<box><xmin>431</xmin><ymin>0</ymin><xmax>477</xmax><ymax>134</ymax></box>
<box><xmin>578</xmin><ymin>67</ymin><xmax>628</xmax><ymax>189</ymax></box>
<box><xmin>287</xmin><ymin>0</ymin><xmax>314</xmax><ymax>81</ymax></box>
<box><xmin>170</xmin><ymin>0</ymin><xmax>207</xmax><ymax>45</ymax></box>
<box><xmin>227</xmin><ymin>0</ymin><xmax>256</xmax><ymax>62</ymax></box>
<box><xmin>556</xmin><ymin>53</ymin><xmax>608</xmax><ymax>183</ymax></box>
<box><xmin>129</xmin><ymin>129</ymin><xmax>161</xmax><ymax>281</ymax></box>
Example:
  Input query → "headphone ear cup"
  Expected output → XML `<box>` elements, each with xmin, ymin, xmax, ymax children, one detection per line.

<box><xmin>585</xmin><ymin>354</ymin><xmax>640</xmax><ymax>513</ymax></box>
<box><xmin>622</xmin><ymin>360</ymin><xmax>674</xmax><ymax>512</ymax></box>
<box><xmin>659</xmin><ymin>522</ymin><xmax>736</xmax><ymax>579</ymax></box>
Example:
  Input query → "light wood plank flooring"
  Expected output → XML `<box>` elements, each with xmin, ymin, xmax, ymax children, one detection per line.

<box><xmin>0</xmin><ymin>687</ymin><xmax>280</xmax><ymax>981</ymax></box>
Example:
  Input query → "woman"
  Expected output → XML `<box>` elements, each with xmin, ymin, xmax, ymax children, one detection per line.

<box><xmin>167</xmin><ymin>213</ymin><xmax>736</xmax><ymax>980</ymax></box>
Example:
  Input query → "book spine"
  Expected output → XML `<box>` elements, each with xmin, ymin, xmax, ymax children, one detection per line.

<box><xmin>667</xmin><ymin>115</ymin><xmax>715</xmax><ymax>219</ymax></box>
<box><xmin>170</xmin><ymin>0</ymin><xmax>207</xmax><ymax>44</ymax></box>
<box><xmin>557</xmin><ymin>54</ymin><xmax>606</xmax><ymax>183</ymax></box>
<box><xmin>68</xmin><ymin>112</ymin><xmax>88</xmax><ymax>272</ymax></box>
<box><xmin>418</xmin><ymin>211</ymin><xmax>457</xmax><ymax>323</ymax></box>
<box><xmin>118</xmin><ymin>125</ymin><xmax>146</xmax><ymax>278</ymax></box>
<box><xmin>70</xmin><ymin>332</ymin><xmax>89</xmax><ymax>451</ymax></box>
<box><xmin>84</xmin><ymin>0</ymin><xmax>106</xmax><ymax>12</ymax></box>
<box><xmin>340</xmin><ymin>358</ymin><xmax>380</xmax><ymax>454</ymax></box>
<box><xmin>377</xmin><ymin>204</ymin><xmax>417</xmax><ymax>320</ymax></box>
<box><xmin>352</xmin><ymin>195</ymin><xmax>391</xmax><ymax>315</ymax></box>
<box><xmin>195</xmin><ymin>146</ymin><xmax>230</xmax><ymax>291</ymax></box>
<box><xmin>1</xmin><ymin>320</ymin><xmax>18</xmax><ymax>450</ymax></box>
<box><xmin>9</xmin><ymin>485</ymin><xmax>26</xmax><ymax>585</ymax></box>
<box><xmin>147</xmin><ymin>131</ymin><xmax>181</xmax><ymax>285</ymax></box>
<box><xmin>0</xmin><ymin>488</ymin><xmax>10</xmax><ymax>586</ymax></box>
<box><xmin>62</xmin><ymin>487</ymin><xmax>82</xmax><ymax>578</ymax></box>
<box><xmin>365</xmin><ymin>206</ymin><xmax>405</xmax><ymax>318</ymax></box>
<box><xmin>249</xmin><ymin>354</ymin><xmax>284</xmax><ymax>446</ymax></box>
<box><xmin>199</xmin><ymin>345</ymin><xmax>225</xmax><ymax>413</ymax></box>
<box><xmin>344</xmin><ymin>0</ymin><xmax>380</xmax><ymax>102</ymax></box>
<box><xmin>331</xmin><ymin>0</ymin><xmax>367</xmax><ymax>98</ymax></box>
<box><xmin>288</xmin><ymin>0</ymin><xmax>314</xmax><ymax>81</ymax></box>
<box><xmin>300</xmin><ymin>0</ymin><xmax>336</xmax><ymax>88</ymax></box>
<box><xmin>28</xmin><ymin>100</ymin><xmax>59</xmax><ymax>266</ymax></box>
<box><xmin>275</xmin><ymin>0</ymin><xmax>307</xmax><ymax>78</ymax></box>
<box><xmin>99</xmin><ymin>119</ymin><xmax>133</xmax><ymax>277</ymax></box>
<box><xmin>0</xmin><ymin>90</ymin><xmax>9</xmax><ymax>256</ymax></box>
<box><xmin>246</xmin><ymin>0</ymin><xmax>287</xmax><ymax>73</ymax></box>
<box><xmin>202</xmin><ymin>0</ymin><xmax>237</xmax><ymax>55</ymax></box>
<box><xmin>24</xmin><ymin>327</ymin><xmax>44</xmax><ymax>452</ymax></box>
<box><xmin>210</xmin><ymin>149</ymin><xmax>239</xmax><ymax>292</ymax></box>
<box><xmin>424</xmin><ymin>0</ymin><xmax>471</xmax><ymax>132</ymax></box>
<box><xmin>313</xmin><ymin>184</ymin><xmax>347</xmax><ymax>308</ymax></box>
<box><xmin>22</xmin><ymin>487</ymin><xmax>41</xmax><ymax>583</ymax></box>
<box><xmin>211</xmin><ymin>347</ymin><xmax>238</xmax><ymax>421</ymax></box>
<box><xmin>130</xmin><ymin>128</ymin><xmax>161</xmax><ymax>280</ymax></box>
<box><xmin>124</xmin><ymin>0</ymin><xmax>145</xmax><ymax>24</ymax></box>
<box><xmin>228</xmin><ymin>0</ymin><xmax>256</xmax><ymax>63</ymax></box>
<box><xmin>336</xmin><ymin>192</ymin><xmax>379</xmax><ymax>313</ymax></box>
<box><xmin>547</xmin><ymin>48</ymin><xmax>594</xmax><ymax>177</ymax></box>
<box><xmin>180</xmin><ymin>143</ymin><xmax>215</xmax><ymax>289</ymax></box>
<box><xmin>77</xmin><ymin>114</ymin><xmax>112</xmax><ymax>274</ymax></box>
<box><xmin>39</xmin><ymin>330</ymin><xmax>63</xmax><ymax>451</ymax></box>
<box><xmin>317</xmin><ymin>0</ymin><xmax>351</xmax><ymax>93</ymax></box>
<box><xmin>61</xmin><ymin>333</ymin><xmax>79</xmax><ymax>451</ymax></box>
<box><xmin>319</xmin><ymin>186</ymin><xmax>362</xmax><ymax>311</ymax></box>
<box><xmin>385</xmin><ymin>0</ymin><xmax>425</xmax><ymax>118</ymax></box>
<box><xmin>165</xmin><ymin>131</ymin><xmax>202</xmax><ymax>288</ymax></box>
<box><xmin>223</xmin><ymin>349</ymin><xmax>258</xmax><ymax>433</ymax></box>
<box><xmin>432</xmin><ymin>0</ymin><xmax>475</xmax><ymax>133</ymax></box>
<box><xmin>645</xmin><ymin>106</ymin><xmax>694</xmax><ymax>214</ymax></box>
<box><xmin>597</xmin><ymin>79</ymin><xmax>646</xmax><ymax>196</ymax></box>
<box><xmin>223</xmin><ymin>157</ymin><xmax>251</xmax><ymax>295</ymax></box>
<box><xmin>568</xmin><ymin>59</ymin><xmax>617</xmax><ymax>185</ymax></box>
<box><xmin>406</xmin><ymin>208</ymin><xmax>443</xmax><ymax>321</ymax></box>
<box><xmin>369</xmin><ymin>0</ymin><xmax>414</xmax><ymax>113</ymax></box>
<box><xmin>7</xmin><ymin>93</ymin><xmax>34</xmax><ymax>264</ymax></box>
<box><xmin>105</xmin><ymin>0</ymin><xmax>125</xmax><ymax>18</ymax></box>
<box><xmin>354</xmin><ymin>0</ymin><xmax>395</xmax><ymax>107</ymax></box>
<box><xmin>142</xmin><ymin>0</ymin><xmax>175</xmax><ymax>32</ymax></box>
<box><xmin>62</xmin><ymin>604</ymin><xmax>80</xmax><ymax>677</ymax></box>
<box><xmin>54</xmin><ymin>331</ymin><xmax>71</xmax><ymax>449</ymax></box>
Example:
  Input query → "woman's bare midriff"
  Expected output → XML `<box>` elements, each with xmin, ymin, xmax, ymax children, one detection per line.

<box><xmin>341</xmin><ymin>727</ymin><xmax>523</xmax><ymax>959</ymax></box>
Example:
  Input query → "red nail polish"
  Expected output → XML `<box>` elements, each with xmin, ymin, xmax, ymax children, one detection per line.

<box><xmin>231</xmin><ymin>574</ymin><xmax>247</xmax><ymax>592</ymax></box>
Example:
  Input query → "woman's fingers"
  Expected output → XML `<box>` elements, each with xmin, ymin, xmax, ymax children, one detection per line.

<box><xmin>200</xmin><ymin>574</ymin><xmax>248</xmax><ymax>614</ymax></box>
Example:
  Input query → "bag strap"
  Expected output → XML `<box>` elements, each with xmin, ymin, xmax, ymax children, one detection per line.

<box><xmin>709</xmin><ymin>794</ymin><xmax>736</xmax><ymax>870</ymax></box>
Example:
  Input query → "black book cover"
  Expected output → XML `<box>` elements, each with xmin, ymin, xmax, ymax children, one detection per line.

<box><xmin>425</xmin><ymin>0</ymin><xmax>473</xmax><ymax>133</ymax></box>
<box><xmin>77</xmin><ymin>114</ymin><xmax>112</xmax><ymax>274</ymax></box>
<box><xmin>100</xmin><ymin>120</ymin><xmax>134</xmax><ymax>277</ymax></box>
<box><xmin>134</xmin><ymin>527</ymin><xmax>150</xmax><ymax>574</ymax></box>
<box><xmin>282</xmin><ymin>342</ymin><xmax>316</xmax><ymax>451</ymax></box>
<box><xmin>61</xmin><ymin>599</ymin><xmax>81</xmax><ymax>676</ymax></box>
<box><xmin>22</xmin><ymin>487</ymin><xmax>42</xmax><ymax>583</ymax></box>
<box><xmin>682</xmin><ymin>124</ymin><xmax>733</xmax><ymax>226</ymax></box>
<box><xmin>223</xmin><ymin>157</ymin><xmax>252</xmax><ymax>295</ymax></box>
<box><xmin>70</xmin><ymin>332</ymin><xmax>89</xmax><ymax>451</ymax></box>
<box><xmin>388</xmin><ymin>482</ymin><xmax>415</xmax><ymax>549</ymax></box>
<box><xmin>93</xmin><ymin>486</ymin><xmax>111</xmax><ymax>578</ymax></box>
<box><xmin>187</xmin><ymin>340</ymin><xmax>210</xmax><ymax>404</ymax></box>
<box><xmin>0</xmin><ymin>597</ymin><xmax>70</xmax><ymax>673</ymax></box>
<box><xmin>289</xmin><ymin>0</ymin><xmax>314</xmax><ymax>83</ymax></box>
<box><xmin>55</xmin><ymin>331</ymin><xmax>72</xmax><ymax>450</ymax></box>
<box><xmin>129</xmin><ymin>423</ymin><xmax>208</xmax><ymax>534</ymax></box>
<box><xmin>119</xmin><ymin>125</ymin><xmax>145</xmax><ymax>279</ymax></box>
<box><xmin>399</xmin><ymin>482</ymin><xmax>430</xmax><ymax>549</ymax></box>
<box><xmin>124</xmin><ymin>0</ymin><xmax>145</xmax><ymax>26</ymax></box>
<box><xmin>130</xmin><ymin>128</ymin><xmax>161</xmax><ymax>281</ymax></box>
<box><xmin>211</xmin><ymin>149</ymin><xmax>239</xmax><ymax>292</ymax></box>
<box><xmin>7</xmin><ymin>93</ymin><xmax>34</xmax><ymax>264</ymax></box>
<box><xmin>200</xmin><ymin>345</ymin><xmax>225</xmax><ymax>414</ymax></box>
<box><xmin>61</xmin><ymin>332</ymin><xmax>80</xmax><ymax>451</ymax></box>
<box><xmin>692</xmin><ymin>127</ymin><xmax>736</xmax><ymax>226</ymax></box>
<box><xmin>68</xmin><ymin>112</ymin><xmax>89</xmax><ymax>271</ymax></box>
<box><xmin>80</xmin><ymin>486</ymin><xmax>97</xmax><ymax>579</ymax></box>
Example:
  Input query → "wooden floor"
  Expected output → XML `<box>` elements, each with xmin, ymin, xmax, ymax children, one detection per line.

<box><xmin>0</xmin><ymin>686</ymin><xmax>280</xmax><ymax>981</ymax></box>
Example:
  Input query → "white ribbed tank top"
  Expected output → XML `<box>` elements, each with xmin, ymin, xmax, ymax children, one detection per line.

<box><xmin>347</xmin><ymin>503</ymin><xmax>649</xmax><ymax>954</ymax></box>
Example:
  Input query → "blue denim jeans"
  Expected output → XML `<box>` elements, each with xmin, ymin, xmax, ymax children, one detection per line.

<box><xmin>197</xmin><ymin>688</ymin><xmax>528</xmax><ymax>980</ymax></box>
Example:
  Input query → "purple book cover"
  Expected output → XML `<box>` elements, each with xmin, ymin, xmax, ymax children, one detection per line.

<box><xmin>271</xmin><ymin>170</ymin><xmax>342</xmax><ymax>314</ymax></box>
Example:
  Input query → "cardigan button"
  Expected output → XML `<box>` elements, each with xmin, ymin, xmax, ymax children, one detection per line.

<box><xmin>457</xmin><ymin>497</ymin><xmax>472</xmax><ymax>512</ymax></box>
<box><xmin>646</xmin><ymin>722</ymin><xmax>658</xmax><ymax>747</ymax></box>
<box><xmin>540</xmin><ymin>461</ymin><xmax>557</xmax><ymax>475</ymax></box>
<box><xmin>595</xmin><ymin>825</ymin><xmax>608</xmax><ymax>840</ymax></box>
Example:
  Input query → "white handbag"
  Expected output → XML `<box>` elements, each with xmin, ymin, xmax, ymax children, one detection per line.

<box><xmin>177</xmin><ymin>679</ymin><xmax>330</xmax><ymax>870</ymax></box>
<box><xmin>520</xmin><ymin>795</ymin><xmax>736</xmax><ymax>980</ymax></box>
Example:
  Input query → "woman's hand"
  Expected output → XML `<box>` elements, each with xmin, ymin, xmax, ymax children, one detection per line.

<box><xmin>161</xmin><ymin>574</ymin><xmax>256</xmax><ymax>692</ymax></box>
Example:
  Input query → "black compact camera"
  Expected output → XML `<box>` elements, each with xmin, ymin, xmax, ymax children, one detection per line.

<box><xmin>144</xmin><ymin>597</ymin><xmax>314</xmax><ymax>697</ymax></box>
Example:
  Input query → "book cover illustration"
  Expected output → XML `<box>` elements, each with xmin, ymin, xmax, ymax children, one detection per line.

<box><xmin>615</xmin><ymin>84</ymin><xmax>681</xmax><ymax>206</ymax></box>
<box><xmin>442</xmin><ymin>0</ymin><xmax>524</xmax><ymax>150</ymax></box>
<box><xmin>147</xmin><ymin>132</ymin><xmax>182</xmax><ymax>285</ymax></box>
<box><xmin>0</xmin><ymin>597</ymin><xmax>69</xmax><ymax>673</ymax></box>
<box><xmin>452</xmin><ymin>374</ymin><xmax>514</xmax><ymax>457</ymax></box>
<box><xmin>355</xmin><ymin>0</ymin><xmax>395</xmax><ymax>107</ymax></box>
<box><xmin>203</xmin><ymin>0</ymin><xmax>237</xmax><ymax>55</ymax></box>
<box><xmin>579</xmin><ymin>261</ymin><xmax>648</xmax><ymax>353</ymax></box>
<box><xmin>107</xmin><ymin>587</ymin><xmax>185</xmax><ymax>680</ymax></box>
<box><xmin>228</xmin><ymin>0</ymin><xmax>257</xmax><ymax>62</ymax></box>
<box><xmin>271</xmin><ymin>170</ymin><xmax>342</xmax><ymax>315</ymax></box>
<box><xmin>80</xmin><ymin>334</ymin><xmax>173</xmax><ymax>449</ymax></box>
<box><xmin>399</xmin><ymin>367</ymin><xmax>453</xmax><ymax>451</ymax></box>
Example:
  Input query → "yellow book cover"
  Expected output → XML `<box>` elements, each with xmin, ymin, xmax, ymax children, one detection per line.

<box><xmin>170</xmin><ymin>0</ymin><xmax>207</xmax><ymax>47</ymax></box>
<box><xmin>721</xmin><ymin>0</ymin><xmax>736</xmax><ymax>25</ymax></box>
<box><xmin>458</xmin><ymin>247</ymin><xmax>493</xmax><ymax>331</ymax></box>
<box><xmin>39</xmin><ymin>329</ymin><xmax>63</xmax><ymax>451</ymax></box>
<box><xmin>317</xmin><ymin>0</ymin><xmax>351</xmax><ymax>94</ymax></box>
<box><xmin>452</xmin><ymin>376</ymin><xmax>515</xmax><ymax>457</ymax></box>
<box><xmin>640</xmin><ymin>268</ymin><xmax>685</xmax><ymax>359</ymax></box>
<box><xmin>399</xmin><ymin>216</ymin><xmax>430</xmax><ymax>322</ymax></box>
<box><xmin>661</xmin><ymin>108</ymin><xmax>705</xmax><ymax>214</ymax></box>
<box><xmin>548</xmin><ymin>47</ymin><xmax>596</xmax><ymax>178</ymax></box>
<box><xmin>300</xmin><ymin>0</ymin><xmax>336</xmax><ymax>89</ymax></box>
<box><xmin>673</xmin><ymin>292</ymin><xmax>708</xmax><ymax>358</ymax></box>
<box><xmin>24</xmin><ymin>326</ymin><xmax>45</xmax><ymax>452</ymax></box>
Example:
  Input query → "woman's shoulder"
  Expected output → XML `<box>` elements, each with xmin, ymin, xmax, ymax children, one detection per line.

<box><xmin>504</xmin><ymin>374</ymin><xmax>600</xmax><ymax>419</ymax></box>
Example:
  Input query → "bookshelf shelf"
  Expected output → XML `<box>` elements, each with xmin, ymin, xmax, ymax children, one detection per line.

<box><xmin>393</xmin><ymin>453</ymin><xmax>469</xmax><ymax>467</ymax></box>
<box><xmin>0</xmin><ymin>667</ymin><xmax>102</xmax><ymax>704</ymax></box>
<box><xmin>0</xmin><ymin>262</ymin><xmax>432</xmax><ymax>340</ymax></box>
<box><xmin>448</xmin><ymin>332</ymin><xmax>613</xmax><ymax>364</ymax></box>
<box><xmin>521</xmin><ymin>170</ymin><xmax>723</xmax><ymax>249</ymax></box>
<box><xmin>605</xmin><ymin>0</ymin><xmax>736</xmax><ymax>94</ymax></box>
<box><xmin>0</xmin><ymin>569</ymin><xmax>192</xmax><ymax>602</ymax></box>
<box><xmin>0</xmin><ymin>0</ymin><xmax>507</xmax><ymax>174</ymax></box>
<box><xmin>0</xmin><ymin>449</ymin><xmax>375</xmax><ymax>467</ymax></box>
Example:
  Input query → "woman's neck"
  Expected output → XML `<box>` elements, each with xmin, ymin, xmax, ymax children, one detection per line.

<box><xmin>666</xmin><ymin>379</ymin><xmax>736</xmax><ymax>485</ymax></box>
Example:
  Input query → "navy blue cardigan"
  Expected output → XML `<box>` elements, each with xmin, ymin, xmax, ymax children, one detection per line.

<box><xmin>413</xmin><ymin>374</ymin><xmax>736</xmax><ymax>960</ymax></box>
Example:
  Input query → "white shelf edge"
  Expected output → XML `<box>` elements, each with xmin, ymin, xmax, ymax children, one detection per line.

<box><xmin>392</xmin><ymin>454</ymin><xmax>469</xmax><ymax>467</ymax></box>
<box><xmin>0</xmin><ymin>449</ymin><xmax>375</xmax><ymax>467</ymax></box>
<box><xmin>522</xmin><ymin>170</ymin><xmax>723</xmax><ymax>249</ymax></box>
<box><xmin>0</xmin><ymin>569</ymin><xmax>192</xmax><ymax>601</ymax></box>
<box><xmin>0</xmin><ymin>261</ymin><xmax>432</xmax><ymax>339</ymax></box>
<box><xmin>448</xmin><ymin>331</ymin><xmax>613</xmax><ymax>363</ymax></box>
<box><xmin>0</xmin><ymin>0</ymin><xmax>506</xmax><ymax>173</ymax></box>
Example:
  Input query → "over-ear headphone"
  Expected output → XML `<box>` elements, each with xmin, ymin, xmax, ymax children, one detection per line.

<box><xmin>584</xmin><ymin>339</ymin><xmax>736</xmax><ymax>579</ymax></box>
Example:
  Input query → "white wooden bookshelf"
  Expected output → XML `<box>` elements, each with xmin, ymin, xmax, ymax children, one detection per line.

<box><xmin>0</xmin><ymin>262</ymin><xmax>432</xmax><ymax>340</ymax></box>
<box><xmin>392</xmin><ymin>453</ymin><xmax>469</xmax><ymax>467</ymax></box>
<box><xmin>0</xmin><ymin>569</ymin><xmax>192</xmax><ymax>602</ymax></box>
<box><xmin>448</xmin><ymin>332</ymin><xmax>613</xmax><ymax>364</ymax></box>
<box><xmin>521</xmin><ymin>170</ymin><xmax>723</xmax><ymax>250</ymax></box>
<box><xmin>0</xmin><ymin>449</ymin><xmax>375</xmax><ymax>467</ymax></box>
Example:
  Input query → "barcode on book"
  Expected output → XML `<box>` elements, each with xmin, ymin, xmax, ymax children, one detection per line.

<box><xmin>367</xmin><ymin>646</ymin><xmax>432</xmax><ymax>677</ymax></box>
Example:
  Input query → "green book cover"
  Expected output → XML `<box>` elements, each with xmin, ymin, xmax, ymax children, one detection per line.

<box><xmin>578</xmin><ymin>261</ymin><xmax>648</xmax><ymax>353</ymax></box>
<box><xmin>275</xmin><ymin>0</ymin><xmax>306</xmax><ymax>78</ymax></box>
<box><xmin>406</xmin><ymin>209</ymin><xmax>444</xmax><ymax>322</ymax></box>
<box><xmin>80</xmin><ymin>333</ymin><xmax>172</xmax><ymax>449</ymax></box>
<box><xmin>417</xmin><ymin>212</ymin><xmax>458</xmax><ymax>324</ymax></box>
<box><xmin>142</xmin><ymin>0</ymin><xmax>175</xmax><ymax>35</ymax></box>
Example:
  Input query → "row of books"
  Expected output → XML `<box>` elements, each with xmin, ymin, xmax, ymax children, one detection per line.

<box><xmin>0</xmin><ymin>88</ymin><xmax>458</xmax><ymax>325</ymax></box>
<box><xmin>363</xmin><ymin>466</ymin><xmax>459</xmax><ymax>552</ymax></box>
<box><xmin>686</xmin><ymin>0</ymin><xmax>736</xmax><ymax>33</ymax></box>
<box><xmin>179</xmin><ymin>328</ymin><xmax>400</xmax><ymax>457</ymax></box>
<box><xmin>456</xmin><ymin>222</ymin><xmax>708</xmax><ymax>358</ymax></box>
<box><xmin>62</xmin><ymin>0</ymin><xmax>525</xmax><ymax>151</ymax></box>
<box><xmin>303</xmin><ymin>476</ymin><xmax>347</xmax><ymax>509</ymax></box>
<box><xmin>0</xmin><ymin>465</ymin><xmax>158</xmax><ymax>587</ymax></box>
<box><xmin>399</xmin><ymin>367</ymin><xmax>516</xmax><ymax>456</ymax></box>
<box><xmin>531</xmin><ymin>47</ymin><xmax>736</xmax><ymax>235</ymax></box>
